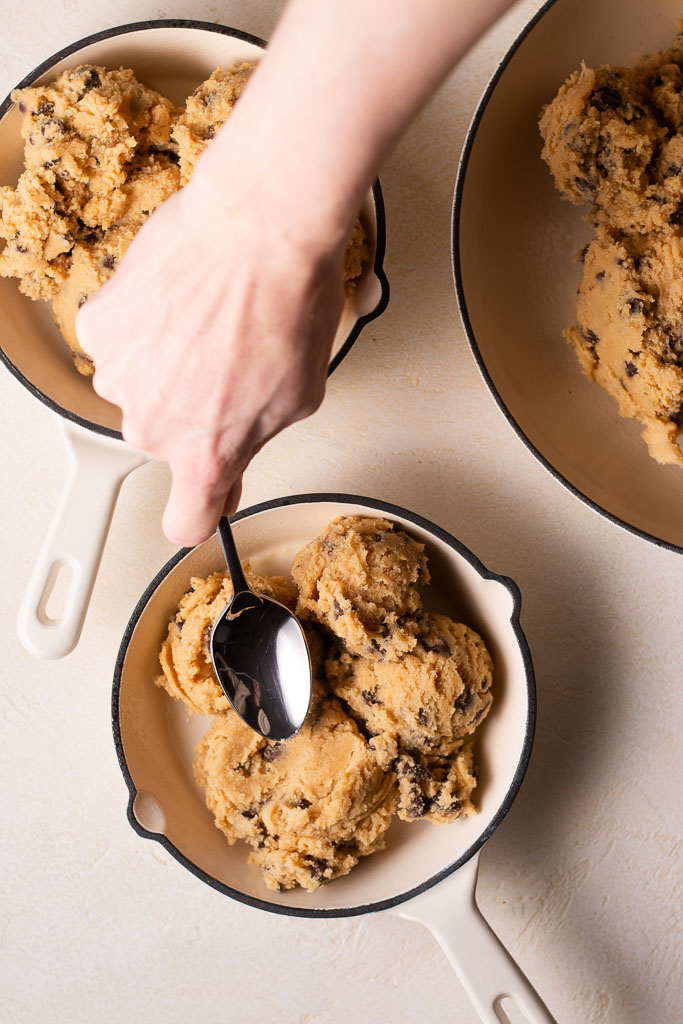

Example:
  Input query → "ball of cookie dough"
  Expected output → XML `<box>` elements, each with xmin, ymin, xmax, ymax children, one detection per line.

<box><xmin>156</xmin><ymin>569</ymin><xmax>297</xmax><ymax>716</ymax></box>
<box><xmin>292</xmin><ymin>516</ymin><xmax>429</xmax><ymax>661</ymax></box>
<box><xmin>194</xmin><ymin>698</ymin><xmax>396</xmax><ymax>891</ymax></box>
<box><xmin>172</xmin><ymin>63</ymin><xmax>256</xmax><ymax>186</ymax></box>
<box><xmin>0</xmin><ymin>64</ymin><xmax>181</xmax><ymax>372</ymax></box>
<box><xmin>326</xmin><ymin>612</ymin><xmax>493</xmax><ymax>761</ymax></box>
<box><xmin>539</xmin><ymin>62</ymin><xmax>672</xmax><ymax>233</ymax></box>
<box><xmin>393</xmin><ymin>745</ymin><xmax>477</xmax><ymax>825</ymax></box>
<box><xmin>566</xmin><ymin>226</ymin><xmax>683</xmax><ymax>466</ymax></box>
<box><xmin>50</xmin><ymin>154</ymin><xmax>180</xmax><ymax>372</ymax></box>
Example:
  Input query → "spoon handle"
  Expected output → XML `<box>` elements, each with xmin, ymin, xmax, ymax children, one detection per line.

<box><xmin>217</xmin><ymin>517</ymin><xmax>251</xmax><ymax>595</ymax></box>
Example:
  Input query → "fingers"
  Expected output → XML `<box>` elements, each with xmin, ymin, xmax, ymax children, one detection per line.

<box><xmin>162</xmin><ymin>458</ymin><xmax>234</xmax><ymax>547</ymax></box>
<box><xmin>223</xmin><ymin>477</ymin><xmax>243</xmax><ymax>517</ymax></box>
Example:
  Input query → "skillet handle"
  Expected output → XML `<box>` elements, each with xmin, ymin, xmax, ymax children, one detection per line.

<box><xmin>396</xmin><ymin>854</ymin><xmax>556</xmax><ymax>1024</ymax></box>
<box><xmin>17</xmin><ymin>417</ymin><xmax>148</xmax><ymax>659</ymax></box>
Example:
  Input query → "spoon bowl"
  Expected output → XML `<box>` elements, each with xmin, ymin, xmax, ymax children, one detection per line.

<box><xmin>211</xmin><ymin>517</ymin><xmax>312</xmax><ymax>739</ymax></box>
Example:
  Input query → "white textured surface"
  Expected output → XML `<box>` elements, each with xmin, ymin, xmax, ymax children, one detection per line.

<box><xmin>0</xmin><ymin>1</ymin><xmax>681</xmax><ymax>1022</ymax></box>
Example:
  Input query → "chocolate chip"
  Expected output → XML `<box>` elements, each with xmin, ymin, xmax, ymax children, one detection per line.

<box><xmin>14</xmin><ymin>244</ymin><xmax>28</xmax><ymax>254</ymax></box>
<box><xmin>18</xmin><ymin>101</ymin><xmax>26</xmax><ymax>114</ymax></box>
<box><xmin>361</xmin><ymin>689</ymin><xmax>381</xmax><ymax>706</ymax></box>
<box><xmin>574</xmin><ymin>176</ymin><xmax>598</xmax><ymax>200</ymax></box>
<box><xmin>332</xmin><ymin>599</ymin><xmax>343</xmax><ymax>620</ymax></box>
<box><xmin>293</xmin><ymin>797</ymin><xmax>311</xmax><ymax>810</ymax></box>
<box><xmin>434</xmin><ymin>797</ymin><xmax>462</xmax><ymax>815</ymax></box>
<box><xmin>417</xmin><ymin>708</ymin><xmax>429</xmax><ymax>726</ymax></box>
<box><xmin>627</xmin><ymin>297</ymin><xmax>644</xmax><ymax>315</ymax></box>
<box><xmin>262</xmin><ymin>744</ymin><xmax>282</xmax><ymax>762</ymax></box>
<box><xmin>455</xmin><ymin>689</ymin><xmax>474</xmax><ymax>713</ymax></box>
<box><xmin>596</xmin><ymin>270</ymin><xmax>605</xmax><ymax>281</ymax></box>
<box><xmin>625</xmin><ymin>361</ymin><xmax>638</xmax><ymax>377</ymax></box>
<box><xmin>472</xmin><ymin>700</ymin><xmax>491</xmax><ymax>724</ymax></box>
<box><xmin>203</xmin><ymin>126</ymin><xmax>216</xmax><ymax>140</ymax></box>
<box><xmin>665</xmin><ymin>327</ymin><xmax>682</xmax><ymax>354</ymax></box>
<box><xmin>590</xmin><ymin>86</ymin><xmax>622</xmax><ymax>111</ymax></box>
<box><xmin>101</xmin><ymin>253</ymin><xmax>117</xmax><ymax>270</ymax></box>
<box><xmin>579</xmin><ymin>244</ymin><xmax>590</xmax><ymax>263</ymax></box>
<box><xmin>481</xmin><ymin>674</ymin><xmax>491</xmax><ymax>691</ymax></box>
<box><xmin>241</xmin><ymin>809</ymin><xmax>257</xmax><ymax>819</ymax></box>
<box><xmin>669</xmin><ymin>203</ymin><xmax>683</xmax><ymax>226</ymax></box>
<box><xmin>369</xmin><ymin>639</ymin><xmax>383</xmax><ymax>655</ymax></box>
<box><xmin>83</xmin><ymin>68</ymin><xmax>101</xmax><ymax>91</ymax></box>
<box><xmin>668</xmin><ymin>164</ymin><xmax>681</xmax><ymax>176</ymax></box>
<box><xmin>424</xmin><ymin>638</ymin><xmax>451</xmax><ymax>656</ymax></box>
<box><xmin>304</xmin><ymin>856</ymin><xmax>329</xmax><ymax>881</ymax></box>
<box><xmin>409</xmin><ymin>792</ymin><xmax>428</xmax><ymax>817</ymax></box>
<box><xmin>580</xmin><ymin>326</ymin><xmax>599</xmax><ymax>345</ymax></box>
<box><xmin>40</xmin><ymin>117</ymin><xmax>66</xmax><ymax>137</ymax></box>
<box><xmin>77</xmin><ymin>293</ymin><xmax>89</xmax><ymax>308</ymax></box>
<box><xmin>36</xmin><ymin>100</ymin><xmax>54</xmax><ymax>116</ymax></box>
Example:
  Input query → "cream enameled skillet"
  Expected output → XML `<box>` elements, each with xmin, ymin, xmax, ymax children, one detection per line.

<box><xmin>453</xmin><ymin>0</ymin><xmax>683</xmax><ymax>552</ymax></box>
<box><xmin>0</xmin><ymin>21</ymin><xmax>389</xmax><ymax>658</ymax></box>
<box><xmin>113</xmin><ymin>494</ymin><xmax>556</xmax><ymax>1024</ymax></box>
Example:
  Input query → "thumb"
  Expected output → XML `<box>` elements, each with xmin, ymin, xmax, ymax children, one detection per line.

<box><xmin>222</xmin><ymin>475</ymin><xmax>243</xmax><ymax>517</ymax></box>
<box><xmin>162</xmin><ymin>459</ymin><xmax>233</xmax><ymax>547</ymax></box>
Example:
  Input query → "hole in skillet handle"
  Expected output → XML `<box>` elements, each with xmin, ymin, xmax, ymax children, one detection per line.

<box><xmin>37</xmin><ymin>558</ymin><xmax>78</xmax><ymax>625</ymax></box>
<box><xmin>495</xmin><ymin>994</ymin><xmax>536</xmax><ymax>1023</ymax></box>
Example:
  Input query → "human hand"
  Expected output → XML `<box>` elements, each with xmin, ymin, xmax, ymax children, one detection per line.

<box><xmin>76</xmin><ymin>169</ymin><xmax>347</xmax><ymax>546</ymax></box>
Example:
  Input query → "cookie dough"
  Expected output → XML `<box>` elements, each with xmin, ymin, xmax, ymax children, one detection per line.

<box><xmin>0</xmin><ymin>61</ymin><xmax>369</xmax><ymax>377</ymax></box>
<box><xmin>292</xmin><ymin>516</ymin><xmax>428</xmax><ymax>661</ymax></box>
<box><xmin>325</xmin><ymin>611</ymin><xmax>492</xmax><ymax>824</ymax></box>
<box><xmin>156</xmin><ymin>568</ymin><xmax>297</xmax><ymax>716</ymax></box>
<box><xmin>393</xmin><ymin>745</ymin><xmax>477</xmax><ymax>824</ymax></box>
<box><xmin>194</xmin><ymin>696</ymin><xmax>396</xmax><ymax>892</ymax></box>
<box><xmin>172</xmin><ymin>62</ymin><xmax>369</xmax><ymax>288</ymax></box>
<box><xmin>567</xmin><ymin>226</ymin><xmax>683</xmax><ymax>464</ymax></box>
<box><xmin>172</xmin><ymin>63</ymin><xmax>256</xmax><ymax>186</ymax></box>
<box><xmin>326</xmin><ymin>612</ymin><xmax>493</xmax><ymax>761</ymax></box>
<box><xmin>0</xmin><ymin>65</ymin><xmax>180</xmax><ymax>373</ymax></box>
<box><xmin>157</xmin><ymin>516</ymin><xmax>494</xmax><ymax>891</ymax></box>
<box><xmin>539</xmin><ymin>36</ymin><xmax>683</xmax><ymax>464</ymax></box>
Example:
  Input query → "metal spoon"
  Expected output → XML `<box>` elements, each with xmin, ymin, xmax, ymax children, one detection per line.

<box><xmin>210</xmin><ymin>516</ymin><xmax>312</xmax><ymax>740</ymax></box>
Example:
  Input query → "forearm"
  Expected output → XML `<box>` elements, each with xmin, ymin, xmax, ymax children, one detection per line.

<box><xmin>192</xmin><ymin>0</ymin><xmax>515</xmax><ymax>246</ymax></box>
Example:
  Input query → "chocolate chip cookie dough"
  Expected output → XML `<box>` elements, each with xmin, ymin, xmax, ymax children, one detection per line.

<box><xmin>0</xmin><ymin>61</ymin><xmax>369</xmax><ymax>376</ymax></box>
<box><xmin>195</xmin><ymin>695</ymin><xmax>396</xmax><ymax>891</ymax></box>
<box><xmin>0</xmin><ymin>65</ymin><xmax>180</xmax><ymax>374</ymax></box>
<box><xmin>292</xmin><ymin>516</ymin><xmax>428</xmax><ymax>661</ymax></box>
<box><xmin>156</xmin><ymin>516</ymin><xmax>494</xmax><ymax>892</ymax></box>
<box><xmin>157</xmin><ymin>568</ymin><xmax>297</xmax><ymax>716</ymax></box>
<box><xmin>539</xmin><ymin>35</ymin><xmax>683</xmax><ymax>466</ymax></box>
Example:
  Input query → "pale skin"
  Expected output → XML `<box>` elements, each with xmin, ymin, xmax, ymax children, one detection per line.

<box><xmin>76</xmin><ymin>0</ymin><xmax>515</xmax><ymax>545</ymax></box>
